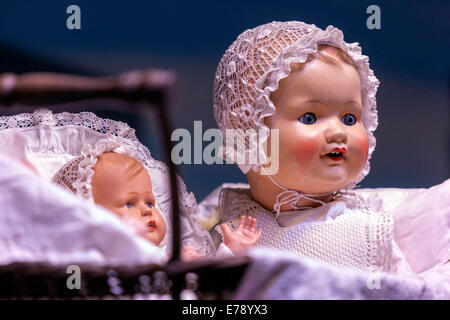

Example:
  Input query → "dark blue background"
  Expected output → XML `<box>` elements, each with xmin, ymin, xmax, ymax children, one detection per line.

<box><xmin>1</xmin><ymin>0</ymin><xmax>449</xmax><ymax>200</ymax></box>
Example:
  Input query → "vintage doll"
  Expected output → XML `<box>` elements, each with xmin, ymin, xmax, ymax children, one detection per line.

<box><xmin>52</xmin><ymin>138</ymin><xmax>261</xmax><ymax>259</ymax></box>
<box><xmin>211</xmin><ymin>21</ymin><xmax>449</xmax><ymax>279</ymax></box>
<box><xmin>0</xmin><ymin>108</ymin><xmax>215</xmax><ymax>259</ymax></box>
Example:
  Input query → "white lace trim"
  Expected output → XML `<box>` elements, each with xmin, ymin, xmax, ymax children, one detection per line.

<box><xmin>214</xmin><ymin>21</ymin><xmax>379</xmax><ymax>190</ymax></box>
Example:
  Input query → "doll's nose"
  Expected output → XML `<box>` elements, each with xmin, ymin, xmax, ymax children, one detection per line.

<box><xmin>324</xmin><ymin>121</ymin><xmax>347</xmax><ymax>144</ymax></box>
<box><xmin>141</xmin><ymin>206</ymin><xmax>152</xmax><ymax>217</ymax></box>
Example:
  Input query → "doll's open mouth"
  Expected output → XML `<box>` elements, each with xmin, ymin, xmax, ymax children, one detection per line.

<box><xmin>147</xmin><ymin>220</ymin><xmax>156</xmax><ymax>231</ymax></box>
<box><xmin>325</xmin><ymin>147</ymin><xmax>346</xmax><ymax>161</ymax></box>
<box><xmin>326</xmin><ymin>152</ymin><xmax>344</xmax><ymax>161</ymax></box>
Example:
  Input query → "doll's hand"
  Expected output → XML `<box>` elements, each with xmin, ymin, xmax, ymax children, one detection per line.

<box><xmin>221</xmin><ymin>216</ymin><xmax>262</xmax><ymax>254</ymax></box>
<box><xmin>181</xmin><ymin>246</ymin><xmax>205</xmax><ymax>262</ymax></box>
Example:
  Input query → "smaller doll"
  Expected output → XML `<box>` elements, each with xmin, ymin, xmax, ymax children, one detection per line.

<box><xmin>53</xmin><ymin>139</ymin><xmax>261</xmax><ymax>260</ymax></box>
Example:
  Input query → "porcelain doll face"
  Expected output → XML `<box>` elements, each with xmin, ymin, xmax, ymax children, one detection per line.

<box><xmin>265</xmin><ymin>46</ymin><xmax>369</xmax><ymax>194</ymax></box>
<box><xmin>91</xmin><ymin>152</ymin><xmax>166</xmax><ymax>245</ymax></box>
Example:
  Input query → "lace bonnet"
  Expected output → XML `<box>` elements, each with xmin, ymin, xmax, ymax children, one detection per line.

<box><xmin>52</xmin><ymin>137</ymin><xmax>143</xmax><ymax>204</ymax></box>
<box><xmin>213</xmin><ymin>21</ymin><xmax>380</xmax><ymax>189</ymax></box>
<box><xmin>0</xmin><ymin>109</ymin><xmax>215</xmax><ymax>256</ymax></box>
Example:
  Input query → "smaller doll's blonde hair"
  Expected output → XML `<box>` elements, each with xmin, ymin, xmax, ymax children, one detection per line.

<box><xmin>52</xmin><ymin>138</ymin><xmax>144</xmax><ymax>203</ymax></box>
<box><xmin>94</xmin><ymin>152</ymin><xmax>145</xmax><ymax>180</ymax></box>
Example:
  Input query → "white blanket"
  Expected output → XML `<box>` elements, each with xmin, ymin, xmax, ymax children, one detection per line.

<box><xmin>235</xmin><ymin>248</ymin><xmax>450</xmax><ymax>299</ymax></box>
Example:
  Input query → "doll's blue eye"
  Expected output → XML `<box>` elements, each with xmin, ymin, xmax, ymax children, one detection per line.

<box><xmin>299</xmin><ymin>113</ymin><xmax>316</xmax><ymax>125</ymax></box>
<box><xmin>342</xmin><ymin>114</ymin><xmax>356</xmax><ymax>126</ymax></box>
<box><xmin>146</xmin><ymin>202</ymin><xmax>153</xmax><ymax>208</ymax></box>
<box><xmin>125</xmin><ymin>202</ymin><xmax>133</xmax><ymax>209</ymax></box>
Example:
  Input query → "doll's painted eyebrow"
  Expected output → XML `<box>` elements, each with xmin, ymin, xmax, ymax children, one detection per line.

<box><xmin>300</xmin><ymin>100</ymin><xmax>362</xmax><ymax>111</ymax></box>
<box><xmin>302</xmin><ymin>99</ymin><xmax>361</xmax><ymax>105</ymax></box>
<box><xmin>126</xmin><ymin>191</ymin><xmax>154</xmax><ymax>198</ymax></box>
<box><xmin>145</xmin><ymin>191</ymin><xmax>155</xmax><ymax>200</ymax></box>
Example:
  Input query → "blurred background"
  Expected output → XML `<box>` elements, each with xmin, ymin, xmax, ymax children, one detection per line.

<box><xmin>0</xmin><ymin>0</ymin><xmax>448</xmax><ymax>201</ymax></box>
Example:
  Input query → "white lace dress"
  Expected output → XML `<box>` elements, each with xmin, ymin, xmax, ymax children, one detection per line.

<box><xmin>210</xmin><ymin>183</ymin><xmax>449</xmax><ymax>276</ymax></box>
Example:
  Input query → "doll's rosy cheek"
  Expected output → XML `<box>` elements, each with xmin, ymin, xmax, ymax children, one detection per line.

<box><xmin>295</xmin><ymin>137</ymin><xmax>321</xmax><ymax>165</ymax></box>
<box><xmin>354</xmin><ymin>134</ymin><xmax>369</xmax><ymax>163</ymax></box>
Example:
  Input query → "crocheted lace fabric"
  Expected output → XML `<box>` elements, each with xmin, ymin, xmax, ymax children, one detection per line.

<box><xmin>0</xmin><ymin>109</ymin><xmax>215</xmax><ymax>257</ymax></box>
<box><xmin>214</xmin><ymin>186</ymin><xmax>394</xmax><ymax>272</ymax></box>
<box><xmin>213</xmin><ymin>21</ymin><xmax>379</xmax><ymax>189</ymax></box>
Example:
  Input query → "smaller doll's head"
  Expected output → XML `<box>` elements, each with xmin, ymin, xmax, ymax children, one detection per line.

<box><xmin>90</xmin><ymin>152</ymin><xmax>166</xmax><ymax>246</ymax></box>
<box><xmin>52</xmin><ymin>138</ymin><xmax>167</xmax><ymax>246</ymax></box>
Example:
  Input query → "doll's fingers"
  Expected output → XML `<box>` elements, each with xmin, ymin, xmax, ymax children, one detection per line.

<box><xmin>220</xmin><ymin>223</ymin><xmax>234</xmax><ymax>240</ymax></box>
<box><xmin>241</xmin><ymin>217</ymin><xmax>250</xmax><ymax>231</ymax></box>
<box><xmin>250</xmin><ymin>217</ymin><xmax>258</xmax><ymax>232</ymax></box>
<box><xmin>244</xmin><ymin>216</ymin><xmax>254</xmax><ymax>230</ymax></box>
<box><xmin>241</xmin><ymin>216</ymin><xmax>249</xmax><ymax>230</ymax></box>
<box><xmin>236</xmin><ymin>216</ymin><xmax>246</xmax><ymax>231</ymax></box>
<box><xmin>244</xmin><ymin>217</ymin><xmax>255</xmax><ymax>233</ymax></box>
<box><xmin>241</xmin><ymin>217</ymin><xmax>256</xmax><ymax>233</ymax></box>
